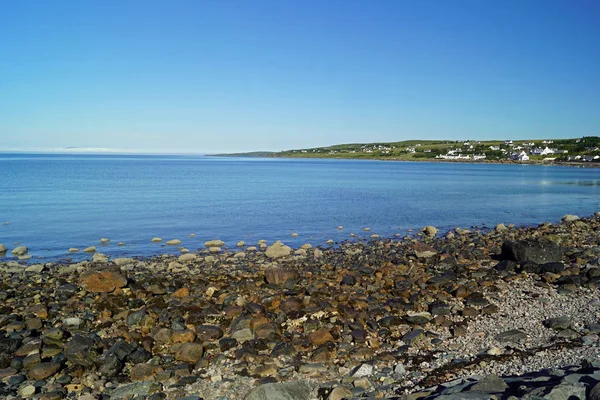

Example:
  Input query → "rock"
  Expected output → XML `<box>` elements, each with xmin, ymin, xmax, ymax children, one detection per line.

<box><xmin>543</xmin><ymin>316</ymin><xmax>572</xmax><ymax>330</ymax></box>
<box><xmin>471</xmin><ymin>374</ymin><xmax>508</xmax><ymax>393</ymax></box>
<box><xmin>328</xmin><ymin>386</ymin><xmax>353</xmax><ymax>400</ymax></box>
<box><xmin>130</xmin><ymin>363</ymin><xmax>156</xmax><ymax>381</ymax></box>
<box><xmin>265</xmin><ymin>265</ymin><xmax>297</xmax><ymax>285</ymax></box>
<box><xmin>11</xmin><ymin>246</ymin><xmax>28</xmax><ymax>256</ymax></box>
<box><xmin>495</xmin><ymin>223</ymin><xmax>508</xmax><ymax>232</ymax></box>
<box><xmin>244</xmin><ymin>380</ymin><xmax>312</xmax><ymax>400</ymax></box>
<box><xmin>402</xmin><ymin>329</ymin><xmax>425</xmax><ymax>346</ymax></box>
<box><xmin>0</xmin><ymin>244</ymin><xmax>7</xmax><ymax>252</ymax></box>
<box><xmin>237</xmin><ymin>241</ymin><xmax>245</xmax><ymax>247</ymax></box>
<box><xmin>166</xmin><ymin>239</ymin><xmax>181</xmax><ymax>245</ymax></box>
<box><xmin>589</xmin><ymin>382</ymin><xmax>600</xmax><ymax>400</ymax></box>
<box><xmin>82</xmin><ymin>246</ymin><xmax>96</xmax><ymax>253</ymax></box>
<box><xmin>28</xmin><ymin>362</ymin><xmax>61</xmax><ymax>380</ymax></box>
<box><xmin>25</xmin><ymin>264</ymin><xmax>45</xmax><ymax>273</ymax></box>
<box><xmin>110</xmin><ymin>381</ymin><xmax>163</xmax><ymax>399</ymax></box>
<box><xmin>174</xmin><ymin>343</ymin><xmax>204</xmax><ymax>363</ymax></box>
<box><xmin>495</xmin><ymin>329</ymin><xmax>527</xmax><ymax>343</ymax></box>
<box><xmin>501</xmin><ymin>239</ymin><xmax>562</xmax><ymax>264</ymax></box>
<box><xmin>92</xmin><ymin>252</ymin><xmax>109</xmax><ymax>263</ymax></box>
<box><xmin>205</xmin><ymin>239</ymin><xmax>225</xmax><ymax>247</ymax></box>
<box><xmin>68</xmin><ymin>247</ymin><xmax>79</xmax><ymax>252</ymax></box>
<box><xmin>351</xmin><ymin>363</ymin><xmax>374</xmax><ymax>377</ymax></box>
<box><xmin>423</xmin><ymin>226</ymin><xmax>438</xmax><ymax>237</ymax></box>
<box><xmin>209</xmin><ymin>246</ymin><xmax>221</xmax><ymax>253</ymax></box>
<box><xmin>265</xmin><ymin>242</ymin><xmax>292</xmax><ymax>259</ymax></box>
<box><xmin>562</xmin><ymin>214</ymin><xmax>580</xmax><ymax>222</ymax></box>
<box><xmin>19</xmin><ymin>385</ymin><xmax>36</xmax><ymax>397</ymax></box>
<box><xmin>545</xmin><ymin>382</ymin><xmax>586</xmax><ymax>400</ymax></box>
<box><xmin>100</xmin><ymin>238</ymin><xmax>110</xmax><ymax>243</ymax></box>
<box><xmin>414</xmin><ymin>242</ymin><xmax>437</xmax><ymax>258</ymax></box>
<box><xmin>314</xmin><ymin>248</ymin><xmax>323</xmax><ymax>258</ymax></box>
<box><xmin>178</xmin><ymin>253</ymin><xmax>197</xmax><ymax>262</ymax></box>
<box><xmin>308</xmin><ymin>329</ymin><xmax>334</xmax><ymax>346</ymax></box>
<box><xmin>65</xmin><ymin>334</ymin><xmax>97</xmax><ymax>366</ymax></box>
<box><xmin>80</xmin><ymin>267</ymin><xmax>127</xmax><ymax>292</ymax></box>
<box><xmin>151</xmin><ymin>237</ymin><xmax>162</xmax><ymax>242</ymax></box>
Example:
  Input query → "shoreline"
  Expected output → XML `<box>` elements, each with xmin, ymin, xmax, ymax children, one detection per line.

<box><xmin>1</xmin><ymin>212</ymin><xmax>600</xmax><ymax>399</ymax></box>
<box><xmin>211</xmin><ymin>153</ymin><xmax>600</xmax><ymax>168</ymax></box>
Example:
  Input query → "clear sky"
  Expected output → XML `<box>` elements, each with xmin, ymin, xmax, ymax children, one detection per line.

<box><xmin>1</xmin><ymin>0</ymin><xmax>599</xmax><ymax>153</ymax></box>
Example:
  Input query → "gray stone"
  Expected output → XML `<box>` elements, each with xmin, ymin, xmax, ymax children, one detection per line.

<box><xmin>562</xmin><ymin>214</ymin><xmax>580</xmax><ymax>222</ymax></box>
<box><xmin>501</xmin><ymin>239</ymin><xmax>562</xmax><ymax>264</ymax></box>
<box><xmin>495</xmin><ymin>329</ymin><xmax>527</xmax><ymax>343</ymax></box>
<box><xmin>64</xmin><ymin>334</ymin><xmax>97</xmax><ymax>367</ymax></box>
<box><xmin>244</xmin><ymin>380</ymin><xmax>312</xmax><ymax>400</ymax></box>
<box><xmin>110</xmin><ymin>381</ymin><xmax>163</xmax><ymax>399</ymax></box>
<box><xmin>470</xmin><ymin>374</ymin><xmax>508</xmax><ymax>393</ymax></box>
<box><xmin>402</xmin><ymin>329</ymin><xmax>425</xmax><ymax>346</ymax></box>
<box><xmin>543</xmin><ymin>316</ymin><xmax>572</xmax><ymax>330</ymax></box>
<box><xmin>545</xmin><ymin>382</ymin><xmax>586</xmax><ymax>400</ymax></box>
<box><xmin>350</xmin><ymin>363</ymin><xmax>374</xmax><ymax>377</ymax></box>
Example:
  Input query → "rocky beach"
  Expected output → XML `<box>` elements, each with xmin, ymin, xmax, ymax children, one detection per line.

<box><xmin>1</xmin><ymin>213</ymin><xmax>600</xmax><ymax>399</ymax></box>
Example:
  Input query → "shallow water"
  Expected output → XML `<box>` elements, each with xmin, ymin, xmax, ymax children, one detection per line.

<box><xmin>1</xmin><ymin>154</ymin><xmax>599</xmax><ymax>261</ymax></box>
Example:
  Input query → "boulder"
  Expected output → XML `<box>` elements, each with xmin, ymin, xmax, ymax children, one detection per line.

<box><xmin>413</xmin><ymin>242</ymin><xmax>437</xmax><ymax>259</ymax></box>
<box><xmin>562</xmin><ymin>214</ymin><xmax>580</xmax><ymax>222</ymax></box>
<box><xmin>151</xmin><ymin>237</ymin><xmax>162</xmax><ymax>242</ymax></box>
<box><xmin>495</xmin><ymin>223</ymin><xmax>508</xmax><ymax>232</ymax></box>
<box><xmin>265</xmin><ymin>242</ymin><xmax>292</xmax><ymax>259</ymax></box>
<box><xmin>265</xmin><ymin>265</ymin><xmax>297</xmax><ymax>284</ymax></box>
<box><xmin>173</xmin><ymin>343</ymin><xmax>204</xmax><ymax>363</ymax></box>
<box><xmin>65</xmin><ymin>335</ymin><xmax>98</xmax><ymax>367</ymax></box>
<box><xmin>178</xmin><ymin>253</ymin><xmax>197</xmax><ymax>262</ymax></box>
<box><xmin>423</xmin><ymin>226</ymin><xmax>438</xmax><ymax>237</ymax></box>
<box><xmin>0</xmin><ymin>244</ymin><xmax>6</xmax><ymax>252</ymax></box>
<box><xmin>79</xmin><ymin>267</ymin><xmax>127</xmax><ymax>293</ymax></box>
<box><xmin>205</xmin><ymin>240</ymin><xmax>225</xmax><ymax>247</ymax></box>
<box><xmin>500</xmin><ymin>239</ymin><xmax>562</xmax><ymax>264</ymax></box>
<box><xmin>166</xmin><ymin>239</ymin><xmax>181</xmax><ymax>245</ymax></box>
<box><xmin>244</xmin><ymin>381</ymin><xmax>312</xmax><ymax>400</ymax></box>
<box><xmin>82</xmin><ymin>246</ymin><xmax>96</xmax><ymax>253</ymax></box>
<box><xmin>28</xmin><ymin>362</ymin><xmax>61</xmax><ymax>380</ymax></box>
<box><xmin>11</xmin><ymin>246</ymin><xmax>28</xmax><ymax>256</ymax></box>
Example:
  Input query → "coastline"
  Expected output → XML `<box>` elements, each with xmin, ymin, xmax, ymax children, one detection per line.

<box><xmin>212</xmin><ymin>153</ymin><xmax>600</xmax><ymax>168</ymax></box>
<box><xmin>1</xmin><ymin>212</ymin><xmax>600</xmax><ymax>398</ymax></box>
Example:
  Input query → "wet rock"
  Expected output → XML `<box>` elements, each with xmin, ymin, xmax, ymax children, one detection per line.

<box><xmin>83</xmin><ymin>246</ymin><xmax>96</xmax><ymax>253</ymax></box>
<box><xmin>166</xmin><ymin>239</ymin><xmax>181</xmax><ymax>245</ymax></box>
<box><xmin>79</xmin><ymin>266</ymin><xmax>127</xmax><ymax>292</ymax></box>
<box><xmin>495</xmin><ymin>223</ymin><xmax>508</xmax><ymax>232</ymax></box>
<box><xmin>205</xmin><ymin>239</ymin><xmax>225</xmax><ymax>247</ymax></box>
<box><xmin>11</xmin><ymin>246</ymin><xmax>28</xmax><ymax>256</ymax></box>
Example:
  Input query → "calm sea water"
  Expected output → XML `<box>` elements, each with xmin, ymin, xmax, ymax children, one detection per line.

<box><xmin>1</xmin><ymin>153</ymin><xmax>599</xmax><ymax>262</ymax></box>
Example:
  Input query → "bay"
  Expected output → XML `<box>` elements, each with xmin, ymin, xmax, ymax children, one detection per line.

<box><xmin>1</xmin><ymin>153</ymin><xmax>599</xmax><ymax>261</ymax></box>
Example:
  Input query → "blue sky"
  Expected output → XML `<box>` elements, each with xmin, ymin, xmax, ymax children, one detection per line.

<box><xmin>1</xmin><ymin>0</ymin><xmax>599</xmax><ymax>153</ymax></box>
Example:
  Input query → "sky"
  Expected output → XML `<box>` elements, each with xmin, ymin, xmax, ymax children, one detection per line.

<box><xmin>1</xmin><ymin>0</ymin><xmax>599</xmax><ymax>154</ymax></box>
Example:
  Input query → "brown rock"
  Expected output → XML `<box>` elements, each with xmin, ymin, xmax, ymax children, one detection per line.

<box><xmin>174</xmin><ymin>343</ymin><xmax>204</xmax><ymax>363</ymax></box>
<box><xmin>413</xmin><ymin>242</ymin><xmax>437</xmax><ymax>259</ymax></box>
<box><xmin>172</xmin><ymin>329</ymin><xmax>196</xmax><ymax>344</ymax></box>
<box><xmin>130</xmin><ymin>363</ymin><xmax>157</xmax><ymax>381</ymax></box>
<box><xmin>28</xmin><ymin>362</ymin><xmax>60</xmax><ymax>380</ymax></box>
<box><xmin>172</xmin><ymin>288</ymin><xmax>189</xmax><ymax>298</ymax></box>
<box><xmin>79</xmin><ymin>267</ymin><xmax>127</xmax><ymax>293</ymax></box>
<box><xmin>308</xmin><ymin>329</ymin><xmax>335</xmax><ymax>346</ymax></box>
<box><xmin>264</xmin><ymin>265</ymin><xmax>297</xmax><ymax>285</ymax></box>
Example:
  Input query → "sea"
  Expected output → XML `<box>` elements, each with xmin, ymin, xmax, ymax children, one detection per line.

<box><xmin>1</xmin><ymin>153</ymin><xmax>599</xmax><ymax>262</ymax></box>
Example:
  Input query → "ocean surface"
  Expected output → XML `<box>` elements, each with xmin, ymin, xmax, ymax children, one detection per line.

<box><xmin>1</xmin><ymin>153</ymin><xmax>599</xmax><ymax>262</ymax></box>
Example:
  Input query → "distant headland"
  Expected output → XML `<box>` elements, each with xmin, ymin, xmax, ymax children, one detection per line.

<box><xmin>215</xmin><ymin>136</ymin><xmax>600</xmax><ymax>166</ymax></box>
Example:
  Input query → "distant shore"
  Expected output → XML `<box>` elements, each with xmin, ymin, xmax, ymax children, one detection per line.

<box><xmin>211</xmin><ymin>153</ymin><xmax>600</xmax><ymax>168</ymax></box>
